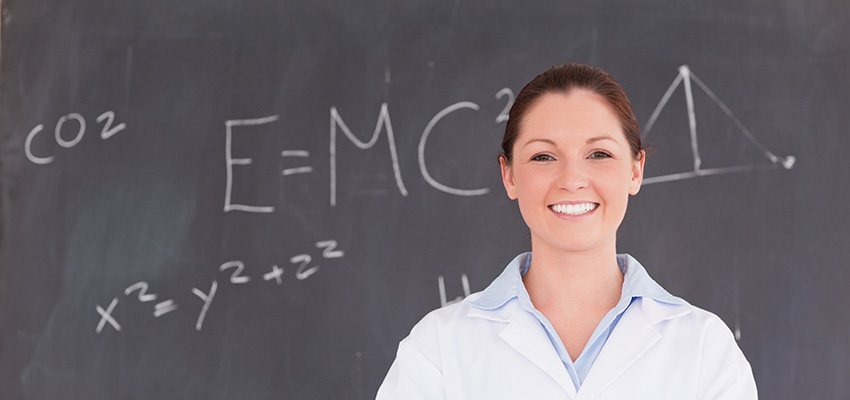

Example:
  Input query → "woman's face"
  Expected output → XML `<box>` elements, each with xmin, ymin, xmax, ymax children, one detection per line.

<box><xmin>500</xmin><ymin>90</ymin><xmax>645</xmax><ymax>256</ymax></box>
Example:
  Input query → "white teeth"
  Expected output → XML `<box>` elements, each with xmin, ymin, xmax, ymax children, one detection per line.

<box><xmin>550</xmin><ymin>203</ymin><xmax>597</xmax><ymax>216</ymax></box>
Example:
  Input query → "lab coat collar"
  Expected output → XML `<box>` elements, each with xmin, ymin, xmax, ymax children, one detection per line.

<box><xmin>466</xmin><ymin>253</ymin><xmax>693</xmax><ymax>399</ymax></box>
<box><xmin>579</xmin><ymin>298</ymin><xmax>691</xmax><ymax>398</ymax></box>
<box><xmin>469</xmin><ymin>253</ymin><xmax>686</xmax><ymax>312</ymax></box>
<box><xmin>469</xmin><ymin>299</ymin><xmax>579</xmax><ymax>397</ymax></box>
<box><xmin>467</xmin><ymin>295</ymin><xmax>692</xmax><ymax>399</ymax></box>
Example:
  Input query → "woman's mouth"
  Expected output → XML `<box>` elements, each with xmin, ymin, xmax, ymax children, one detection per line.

<box><xmin>549</xmin><ymin>202</ymin><xmax>599</xmax><ymax>216</ymax></box>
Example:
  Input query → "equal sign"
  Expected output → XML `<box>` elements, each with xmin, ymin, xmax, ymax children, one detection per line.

<box><xmin>281</xmin><ymin>150</ymin><xmax>313</xmax><ymax>176</ymax></box>
<box><xmin>154</xmin><ymin>300</ymin><xmax>178</xmax><ymax>317</ymax></box>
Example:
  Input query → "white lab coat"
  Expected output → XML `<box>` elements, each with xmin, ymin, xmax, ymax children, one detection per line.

<box><xmin>377</xmin><ymin>292</ymin><xmax>757</xmax><ymax>399</ymax></box>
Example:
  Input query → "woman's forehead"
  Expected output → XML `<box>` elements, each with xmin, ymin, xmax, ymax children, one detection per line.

<box><xmin>515</xmin><ymin>91</ymin><xmax>626</xmax><ymax>146</ymax></box>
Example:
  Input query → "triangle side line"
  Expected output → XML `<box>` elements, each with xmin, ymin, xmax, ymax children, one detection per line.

<box><xmin>681</xmin><ymin>67</ymin><xmax>703</xmax><ymax>171</ymax></box>
<box><xmin>687</xmin><ymin>71</ymin><xmax>781</xmax><ymax>164</ymax></box>
<box><xmin>643</xmin><ymin>72</ymin><xmax>684</xmax><ymax>139</ymax></box>
<box><xmin>643</xmin><ymin>163</ymin><xmax>780</xmax><ymax>185</ymax></box>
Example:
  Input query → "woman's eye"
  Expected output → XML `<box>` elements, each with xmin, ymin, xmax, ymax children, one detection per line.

<box><xmin>589</xmin><ymin>151</ymin><xmax>612</xmax><ymax>159</ymax></box>
<box><xmin>531</xmin><ymin>154</ymin><xmax>555</xmax><ymax>161</ymax></box>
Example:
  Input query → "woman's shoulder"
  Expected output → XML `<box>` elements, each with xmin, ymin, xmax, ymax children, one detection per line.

<box><xmin>394</xmin><ymin>292</ymin><xmax>487</xmax><ymax>363</ymax></box>
<box><xmin>404</xmin><ymin>290</ymin><xmax>523</xmax><ymax>344</ymax></box>
<box><xmin>408</xmin><ymin>291</ymin><xmax>488</xmax><ymax>332</ymax></box>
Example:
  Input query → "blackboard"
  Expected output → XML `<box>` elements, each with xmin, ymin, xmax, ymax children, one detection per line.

<box><xmin>2</xmin><ymin>0</ymin><xmax>848</xmax><ymax>399</ymax></box>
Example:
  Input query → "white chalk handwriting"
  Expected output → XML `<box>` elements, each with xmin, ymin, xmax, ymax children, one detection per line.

<box><xmin>95</xmin><ymin>240</ymin><xmax>344</xmax><ymax>333</ymax></box>
<box><xmin>438</xmin><ymin>273</ymin><xmax>471</xmax><ymax>307</ymax></box>
<box><xmin>223</xmin><ymin>88</ymin><xmax>514</xmax><ymax>211</ymax></box>
<box><xmin>25</xmin><ymin>111</ymin><xmax>127</xmax><ymax>164</ymax></box>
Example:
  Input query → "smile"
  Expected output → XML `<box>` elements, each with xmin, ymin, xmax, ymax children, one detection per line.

<box><xmin>549</xmin><ymin>202</ymin><xmax>599</xmax><ymax>216</ymax></box>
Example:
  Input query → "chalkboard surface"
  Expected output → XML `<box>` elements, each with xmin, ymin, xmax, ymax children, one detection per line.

<box><xmin>2</xmin><ymin>0</ymin><xmax>848</xmax><ymax>399</ymax></box>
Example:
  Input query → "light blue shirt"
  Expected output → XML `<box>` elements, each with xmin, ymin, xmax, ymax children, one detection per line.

<box><xmin>469</xmin><ymin>252</ymin><xmax>685</xmax><ymax>391</ymax></box>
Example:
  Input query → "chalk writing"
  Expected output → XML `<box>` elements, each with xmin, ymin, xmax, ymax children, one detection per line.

<box><xmin>95</xmin><ymin>240</ymin><xmax>345</xmax><ymax>333</ymax></box>
<box><xmin>495</xmin><ymin>87</ymin><xmax>514</xmax><ymax>123</ymax></box>
<box><xmin>25</xmin><ymin>110</ymin><xmax>127</xmax><ymax>165</ymax></box>
<box><xmin>124</xmin><ymin>281</ymin><xmax>158</xmax><ymax>302</ymax></box>
<box><xmin>220</xmin><ymin>261</ymin><xmax>251</xmax><ymax>284</ymax></box>
<box><xmin>291</xmin><ymin>254</ymin><xmax>317</xmax><ymax>280</ymax></box>
<box><xmin>316</xmin><ymin>240</ymin><xmax>344</xmax><ymax>259</ymax></box>
<box><xmin>95</xmin><ymin>297</ymin><xmax>121</xmax><ymax>333</ymax></box>
<box><xmin>122</xmin><ymin>280</ymin><xmax>178</xmax><ymax>320</ymax></box>
<box><xmin>418</xmin><ymin>101</ymin><xmax>491</xmax><ymax>196</ymax></box>
<box><xmin>263</xmin><ymin>265</ymin><xmax>285</xmax><ymax>285</ymax></box>
<box><xmin>438</xmin><ymin>273</ymin><xmax>471</xmax><ymax>307</ymax></box>
<box><xmin>224</xmin><ymin>88</ymin><xmax>512</xmax><ymax>211</ymax></box>
<box><xmin>154</xmin><ymin>300</ymin><xmax>178</xmax><ymax>318</ymax></box>
<box><xmin>96</xmin><ymin>111</ymin><xmax>127</xmax><ymax>140</ymax></box>
<box><xmin>192</xmin><ymin>281</ymin><xmax>218</xmax><ymax>331</ymax></box>
<box><xmin>281</xmin><ymin>150</ymin><xmax>314</xmax><ymax>176</ymax></box>
<box><xmin>329</xmin><ymin>103</ymin><xmax>408</xmax><ymax>207</ymax></box>
<box><xmin>331</xmin><ymin>88</ymin><xmax>514</xmax><ymax>206</ymax></box>
<box><xmin>224</xmin><ymin>115</ymin><xmax>279</xmax><ymax>213</ymax></box>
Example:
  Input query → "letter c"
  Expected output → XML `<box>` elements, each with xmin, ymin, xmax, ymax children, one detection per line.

<box><xmin>418</xmin><ymin>102</ymin><xmax>490</xmax><ymax>196</ymax></box>
<box><xmin>24</xmin><ymin>124</ymin><xmax>55</xmax><ymax>164</ymax></box>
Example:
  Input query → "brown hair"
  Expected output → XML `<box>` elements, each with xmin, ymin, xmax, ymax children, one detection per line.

<box><xmin>501</xmin><ymin>63</ymin><xmax>643</xmax><ymax>163</ymax></box>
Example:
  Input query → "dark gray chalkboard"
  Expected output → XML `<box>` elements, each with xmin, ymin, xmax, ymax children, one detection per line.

<box><xmin>1</xmin><ymin>0</ymin><xmax>848</xmax><ymax>399</ymax></box>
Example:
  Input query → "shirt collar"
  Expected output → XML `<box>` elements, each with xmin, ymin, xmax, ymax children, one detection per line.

<box><xmin>469</xmin><ymin>253</ymin><xmax>529</xmax><ymax>310</ymax></box>
<box><xmin>469</xmin><ymin>252</ymin><xmax>684</xmax><ymax>311</ymax></box>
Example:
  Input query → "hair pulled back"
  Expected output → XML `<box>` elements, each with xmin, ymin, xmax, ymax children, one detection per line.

<box><xmin>501</xmin><ymin>63</ymin><xmax>643</xmax><ymax>163</ymax></box>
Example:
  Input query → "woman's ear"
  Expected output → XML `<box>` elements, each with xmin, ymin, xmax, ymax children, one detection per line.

<box><xmin>500</xmin><ymin>155</ymin><xmax>518</xmax><ymax>200</ymax></box>
<box><xmin>629</xmin><ymin>150</ymin><xmax>646</xmax><ymax>195</ymax></box>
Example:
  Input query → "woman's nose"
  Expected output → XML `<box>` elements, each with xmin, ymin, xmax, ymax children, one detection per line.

<box><xmin>558</xmin><ymin>159</ymin><xmax>588</xmax><ymax>192</ymax></box>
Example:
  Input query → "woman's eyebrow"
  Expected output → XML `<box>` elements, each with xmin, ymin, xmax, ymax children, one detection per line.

<box><xmin>522</xmin><ymin>138</ymin><xmax>556</xmax><ymax>147</ymax></box>
<box><xmin>586</xmin><ymin>135</ymin><xmax>620</xmax><ymax>145</ymax></box>
<box><xmin>523</xmin><ymin>136</ymin><xmax>619</xmax><ymax>147</ymax></box>
<box><xmin>522</xmin><ymin>135</ymin><xmax>620</xmax><ymax>147</ymax></box>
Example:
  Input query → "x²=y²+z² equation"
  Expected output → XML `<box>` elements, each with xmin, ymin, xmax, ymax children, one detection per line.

<box><xmin>95</xmin><ymin>240</ymin><xmax>344</xmax><ymax>334</ymax></box>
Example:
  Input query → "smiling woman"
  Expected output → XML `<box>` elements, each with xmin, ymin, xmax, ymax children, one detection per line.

<box><xmin>500</xmin><ymin>90</ymin><xmax>643</xmax><ymax>260</ymax></box>
<box><xmin>376</xmin><ymin>64</ymin><xmax>758</xmax><ymax>399</ymax></box>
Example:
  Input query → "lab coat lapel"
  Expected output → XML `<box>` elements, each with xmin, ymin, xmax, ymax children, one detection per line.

<box><xmin>577</xmin><ymin>299</ymin><xmax>660</xmax><ymax>399</ymax></box>
<box><xmin>498</xmin><ymin>308</ymin><xmax>578</xmax><ymax>398</ymax></box>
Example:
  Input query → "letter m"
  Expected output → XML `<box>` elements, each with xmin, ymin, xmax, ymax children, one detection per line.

<box><xmin>329</xmin><ymin>103</ymin><xmax>408</xmax><ymax>206</ymax></box>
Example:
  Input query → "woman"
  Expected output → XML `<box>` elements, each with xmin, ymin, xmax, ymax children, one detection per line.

<box><xmin>377</xmin><ymin>63</ymin><xmax>757</xmax><ymax>399</ymax></box>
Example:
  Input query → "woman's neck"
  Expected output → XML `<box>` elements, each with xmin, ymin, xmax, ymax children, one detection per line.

<box><xmin>522</xmin><ymin>245</ymin><xmax>624</xmax><ymax>312</ymax></box>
